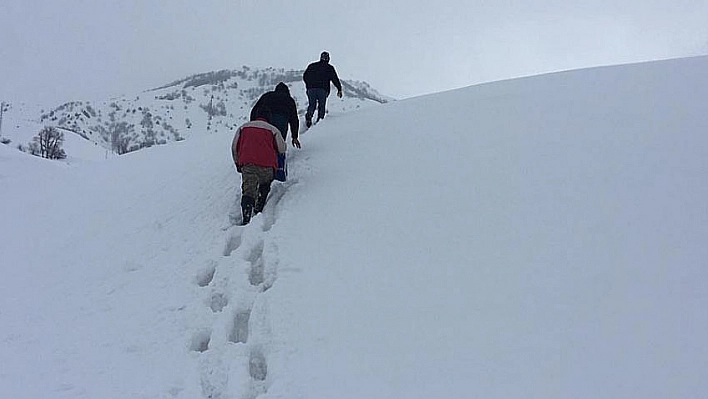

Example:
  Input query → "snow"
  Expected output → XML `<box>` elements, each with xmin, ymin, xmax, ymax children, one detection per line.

<box><xmin>2</xmin><ymin>55</ymin><xmax>708</xmax><ymax>398</ymax></box>
<box><xmin>0</xmin><ymin>110</ymin><xmax>112</xmax><ymax>162</ymax></box>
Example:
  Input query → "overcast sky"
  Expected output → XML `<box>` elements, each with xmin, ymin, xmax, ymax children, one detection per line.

<box><xmin>2</xmin><ymin>0</ymin><xmax>708</xmax><ymax>107</ymax></box>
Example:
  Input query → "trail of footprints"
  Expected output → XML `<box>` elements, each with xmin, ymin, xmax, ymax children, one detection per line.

<box><xmin>190</xmin><ymin>183</ymin><xmax>292</xmax><ymax>399</ymax></box>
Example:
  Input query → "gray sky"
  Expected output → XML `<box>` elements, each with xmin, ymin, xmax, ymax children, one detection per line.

<box><xmin>2</xmin><ymin>0</ymin><xmax>708</xmax><ymax>107</ymax></box>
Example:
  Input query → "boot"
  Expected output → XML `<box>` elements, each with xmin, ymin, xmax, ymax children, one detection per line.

<box><xmin>241</xmin><ymin>196</ymin><xmax>255</xmax><ymax>225</ymax></box>
<box><xmin>254</xmin><ymin>184</ymin><xmax>271</xmax><ymax>214</ymax></box>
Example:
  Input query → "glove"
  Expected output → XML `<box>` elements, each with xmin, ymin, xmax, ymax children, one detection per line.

<box><xmin>337</xmin><ymin>90</ymin><xmax>343</xmax><ymax>98</ymax></box>
<box><xmin>292</xmin><ymin>138</ymin><xmax>301</xmax><ymax>149</ymax></box>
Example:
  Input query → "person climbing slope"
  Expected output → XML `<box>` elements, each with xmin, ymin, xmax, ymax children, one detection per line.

<box><xmin>250</xmin><ymin>82</ymin><xmax>301</xmax><ymax>148</ymax></box>
<box><xmin>231</xmin><ymin>106</ymin><xmax>286</xmax><ymax>225</ymax></box>
<box><xmin>303</xmin><ymin>51</ymin><xmax>343</xmax><ymax>128</ymax></box>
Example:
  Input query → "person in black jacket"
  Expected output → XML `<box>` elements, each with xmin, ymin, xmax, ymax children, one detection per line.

<box><xmin>303</xmin><ymin>51</ymin><xmax>343</xmax><ymax>128</ymax></box>
<box><xmin>250</xmin><ymin>82</ymin><xmax>301</xmax><ymax>148</ymax></box>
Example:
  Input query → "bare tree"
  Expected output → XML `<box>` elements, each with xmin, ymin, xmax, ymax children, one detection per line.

<box><xmin>110</xmin><ymin>121</ymin><xmax>131</xmax><ymax>154</ymax></box>
<box><xmin>31</xmin><ymin>126</ymin><xmax>67</xmax><ymax>159</ymax></box>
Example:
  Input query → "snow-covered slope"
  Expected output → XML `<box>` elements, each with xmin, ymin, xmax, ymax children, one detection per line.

<box><xmin>1</xmin><ymin>56</ymin><xmax>707</xmax><ymax>398</ymax></box>
<box><xmin>1</xmin><ymin>101</ymin><xmax>111</xmax><ymax>162</ymax></box>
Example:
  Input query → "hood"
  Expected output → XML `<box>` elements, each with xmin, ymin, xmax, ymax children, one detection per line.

<box><xmin>275</xmin><ymin>82</ymin><xmax>289</xmax><ymax>93</ymax></box>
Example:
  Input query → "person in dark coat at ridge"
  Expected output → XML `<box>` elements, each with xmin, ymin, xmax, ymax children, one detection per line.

<box><xmin>303</xmin><ymin>51</ymin><xmax>343</xmax><ymax>128</ymax></box>
<box><xmin>250</xmin><ymin>82</ymin><xmax>301</xmax><ymax>148</ymax></box>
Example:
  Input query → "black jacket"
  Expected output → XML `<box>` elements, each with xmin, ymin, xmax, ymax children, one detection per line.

<box><xmin>250</xmin><ymin>82</ymin><xmax>300</xmax><ymax>139</ymax></box>
<box><xmin>303</xmin><ymin>61</ymin><xmax>342</xmax><ymax>94</ymax></box>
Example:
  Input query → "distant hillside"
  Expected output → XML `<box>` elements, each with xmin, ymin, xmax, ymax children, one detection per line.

<box><xmin>36</xmin><ymin>66</ymin><xmax>390</xmax><ymax>154</ymax></box>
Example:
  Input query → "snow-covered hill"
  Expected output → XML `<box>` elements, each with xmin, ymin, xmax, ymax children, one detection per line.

<box><xmin>37</xmin><ymin>67</ymin><xmax>388</xmax><ymax>154</ymax></box>
<box><xmin>1</xmin><ymin>56</ymin><xmax>707</xmax><ymax>399</ymax></box>
<box><xmin>0</xmin><ymin>66</ymin><xmax>389</xmax><ymax>157</ymax></box>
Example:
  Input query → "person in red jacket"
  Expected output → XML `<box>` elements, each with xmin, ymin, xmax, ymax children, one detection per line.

<box><xmin>232</xmin><ymin>107</ymin><xmax>287</xmax><ymax>225</ymax></box>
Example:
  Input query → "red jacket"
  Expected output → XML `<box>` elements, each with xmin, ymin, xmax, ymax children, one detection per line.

<box><xmin>232</xmin><ymin>119</ymin><xmax>286</xmax><ymax>169</ymax></box>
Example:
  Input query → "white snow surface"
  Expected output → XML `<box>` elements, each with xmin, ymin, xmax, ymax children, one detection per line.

<box><xmin>2</xmin><ymin>56</ymin><xmax>708</xmax><ymax>398</ymax></box>
<box><xmin>0</xmin><ymin>103</ymin><xmax>113</xmax><ymax>162</ymax></box>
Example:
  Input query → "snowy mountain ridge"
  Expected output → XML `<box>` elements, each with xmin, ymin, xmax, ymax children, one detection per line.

<box><xmin>1</xmin><ymin>66</ymin><xmax>389</xmax><ymax>156</ymax></box>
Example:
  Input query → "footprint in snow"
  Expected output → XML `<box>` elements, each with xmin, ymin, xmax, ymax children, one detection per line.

<box><xmin>249</xmin><ymin>347</ymin><xmax>267</xmax><ymax>381</ymax></box>
<box><xmin>247</xmin><ymin>242</ymin><xmax>265</xmax><ymax>286</ymax></box>
<box><xmin>209</xmin><ymin>292</ymin><xmax>228</xmax><ymax>313</ymax></box>
<box><xmin>223</xmin><ymin>227</ymin><xmax>243</xmax><ymax>256</ymax></box>
<box><xmin>228</xmin><ymin>308</ymin><xmax>251</xmax><ymax>344</ymax></box>
<box><xmin>189</xmin><ymin>329</ymin><xmax>211</xmax><ymax>353</ymax></box>
<box><xmin>195</xmin><ymin>260</ymin><xmax>217</xmax><ymax>287</ymax></box>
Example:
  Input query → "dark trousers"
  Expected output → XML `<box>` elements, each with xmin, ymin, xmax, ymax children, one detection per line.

<box><xmin>306</xmin><ymin>88</ymin><xmax>328</xmax><ymax>121</ymax></box>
